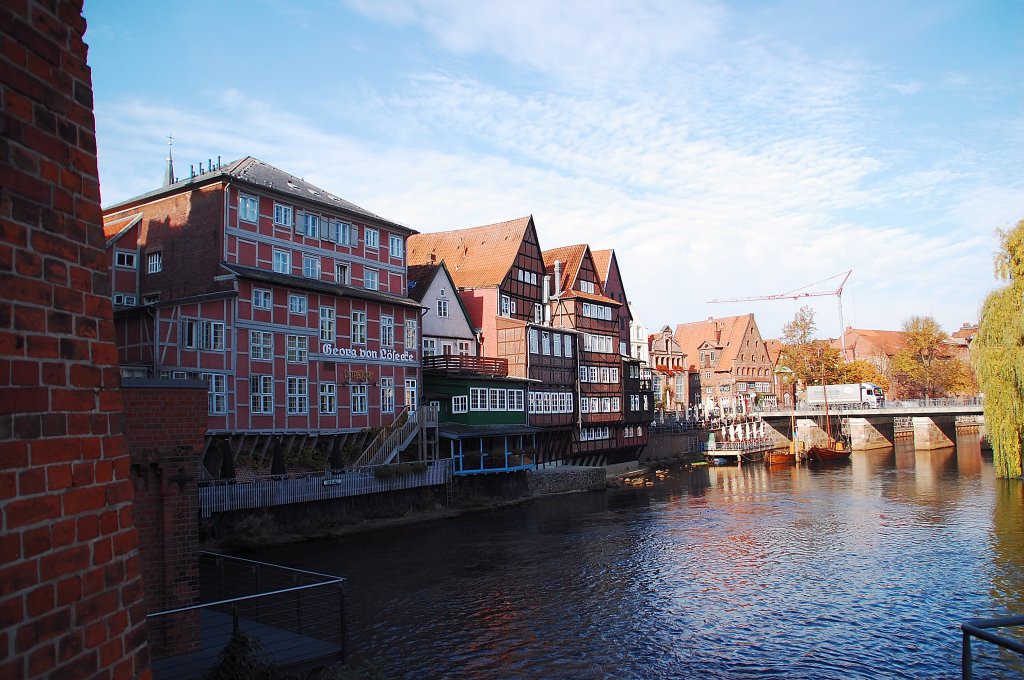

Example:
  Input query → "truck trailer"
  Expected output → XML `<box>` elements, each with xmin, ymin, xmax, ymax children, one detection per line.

<box><xmin>806</xmin><ymin>382</ymin><xmax>885</xmax><ymax>408</ymax></box>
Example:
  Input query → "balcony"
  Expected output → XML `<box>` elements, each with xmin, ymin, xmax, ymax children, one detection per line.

<box><xmin>423</xmin><ymin>354</ymin><xmax>509</xmax><ymax>377</ymax></box>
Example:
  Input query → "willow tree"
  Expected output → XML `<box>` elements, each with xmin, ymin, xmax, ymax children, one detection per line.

<box><xmin>973</xmin><ymin>218</ymin><xmax>1024</xmax><ymax>478</ymax></box>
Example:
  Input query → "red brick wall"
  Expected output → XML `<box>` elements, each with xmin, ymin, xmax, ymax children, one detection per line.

<box><xmin>121</xmin><ymin>381</ymin><xmax>206</xmax><ymax>659</ymax></box>
<box><xmin>0</xmin><ymin>2</ymin><xmax>151</xmax><ymax>678</ymax></box>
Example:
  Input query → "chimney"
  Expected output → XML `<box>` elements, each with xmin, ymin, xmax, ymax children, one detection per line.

<box><xmin>542</xmin><ymin>275</ymin><xmax>550</xmax><ymax>304</ymax></box>
<box><xmin>553</xmin><ymin>260</ymin><xmax>562</xmax><ymax>297</ymax></box>
<box><xmin>429</xmin><ymin>253</ymin><xmax>436</xmax><ymax>265</ymax></box>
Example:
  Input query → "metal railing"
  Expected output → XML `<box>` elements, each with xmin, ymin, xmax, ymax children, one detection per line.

<box><xmin>962</xmin><ymin>615</ymin><xmax>1024</xmax><ymax>678</ymax></box>
<box><xmin>148</xmin><ymin>552</ymin><xmax>345</xmax><ymax>680</ymax></box>
<box><xmin>351</xmin><ymin>406</ymin><xmax>412</xmax><ymax>469</ymax></box>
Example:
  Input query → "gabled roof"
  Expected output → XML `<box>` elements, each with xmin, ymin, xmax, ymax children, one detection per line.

<box><xmin>543</xmin><ymin>244</ymin><xmax>589</xmax><ymax>294</ymax></box>
<box><xmin>405</xmin><ymin>263</ymin><xmax>441</xmax><ymax>303</ymax></box>
<box><xmin>105</xmin><ymin>157</ymin><xmax>412</xmax><ymax>232</ymax></box>
<box><xmin>838</xmin><ymin>328</ymin><xmax>907</xmax><ymax>357</ymax></box>
<box><xmin>764</xmin><ymin>339</ymin><xmax>784</xmax><ymax>367</ymax></box>
<box><xmin>407</xmin><ymin>216</ymin><xmax>534</xmax><ymax>289</ymax></box>
<box><xmin>591</xmin><ymin>249</ymin><xmax>614</xmax><ymax>284</ymax></box>
<box><xmin>674</xmin><ymin>314</ymin><xmax>755</xmax><ymax>371</ymax></box>
<box><xmin>103</xmin><ymin>213</ymin><xmax>142</xmax><ymax>246</ymax></box>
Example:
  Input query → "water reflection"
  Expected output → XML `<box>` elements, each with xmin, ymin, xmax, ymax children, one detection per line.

<box><xmin>250</xmin><ymin>438</ymin><xmax>1024</xmax><ymax>679</ymax></box>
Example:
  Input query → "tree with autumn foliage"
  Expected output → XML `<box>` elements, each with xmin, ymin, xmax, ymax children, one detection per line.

<box><xmin>889</xmin><ymin>315</ymin><xmax>973</xmax><ymax>398</ymax></box>
<box><xmin>972</xmin><ymin>217</ymin><xmax>1024</xmax><ymax>478</ymax></box>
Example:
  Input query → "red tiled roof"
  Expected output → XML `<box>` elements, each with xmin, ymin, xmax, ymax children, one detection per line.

<box><xmin>407</xmin><ymin>216</ymin><xmax>533</xmax><ymax>289</ymax></box>
<box><xmin>543</xmin><ymin>244</ymin><xmax>589</xmax><ymax>295</ymax></box>
<box><xmin>559</xmin><ymin>289</ymin><xmax>621</xmax><ymax>306</ymax></box>
<box><xmin>103</xmin><ymin>213</ymin><xmax>141</xmax><ymax>244</ymax></box>
<box><xmin>674</xmin><ymin>314</ymin><xmax>754</xmax><ymax>370</ymax></box>
<box><xmin>837</xmin><ymin>328</ymin><xmax>907</xmax><ymax>358</ymax></box>
<box><xmin>764</xmin><ymin>339</ymin><xmax>784</xmax><ymax>366</ymax></box>
<box><xmin>591</xmin><ymin>249</ymin><xmax>613</xmax><ymax>284</ymax></box>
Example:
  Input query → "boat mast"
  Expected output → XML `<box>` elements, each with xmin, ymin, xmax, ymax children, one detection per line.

<box><xmin>821</xmin><ymin>352</ymin><xmax>832</xmax><ymax>444</ymax></box>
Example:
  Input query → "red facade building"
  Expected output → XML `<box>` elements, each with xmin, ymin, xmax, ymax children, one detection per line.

<box><xmin>103</xmin><ymin>157</ymin><xmax>422</xmax><ymax>436</ymax></box>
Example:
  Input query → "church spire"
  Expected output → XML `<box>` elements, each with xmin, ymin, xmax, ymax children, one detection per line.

<box><xmin>163</xmin><ymin>135</ymin><xmax>175</xmax><ymax>186</ymax></box>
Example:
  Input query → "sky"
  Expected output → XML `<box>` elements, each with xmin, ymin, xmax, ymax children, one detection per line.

<box><xmin>84</xmin><ymin>0</ymin><xmax>1023</xmax><ymax>340</ymax></box>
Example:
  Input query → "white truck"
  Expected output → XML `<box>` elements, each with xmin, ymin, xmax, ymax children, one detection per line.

<box><xmin>806</xmin><ymin>382</ymin><xmax>885</xmax><ymax>408</ymax></box>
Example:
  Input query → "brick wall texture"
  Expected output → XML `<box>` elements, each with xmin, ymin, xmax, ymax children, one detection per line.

<box><xmin>0</xmin><ymin>2</ymin><xmax>152</xmax><ymax>678</ymax></box>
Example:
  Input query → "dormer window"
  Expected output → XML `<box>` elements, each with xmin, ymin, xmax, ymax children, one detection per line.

<box><xmin>579</xmin><ymin>280</ymin><xmax>595</xmax><ymax>294</ymax></box>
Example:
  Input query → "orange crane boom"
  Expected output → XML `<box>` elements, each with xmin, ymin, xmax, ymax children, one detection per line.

<box><xmin>707</xmin><ymin>270</ymin><xmax>852</xmax><ymax>352</ymax></box>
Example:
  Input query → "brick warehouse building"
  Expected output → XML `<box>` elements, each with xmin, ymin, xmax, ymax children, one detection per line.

<box><xmin>102</xmin><ymin>158</ymin><xmax>423</xmax><ymax>456</ymax></box>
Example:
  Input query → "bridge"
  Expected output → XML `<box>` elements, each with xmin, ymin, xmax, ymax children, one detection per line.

<box><xmin>756</xmin><ymin>399</ymin><xmax>985</xmax><ymax>451</ymax></box>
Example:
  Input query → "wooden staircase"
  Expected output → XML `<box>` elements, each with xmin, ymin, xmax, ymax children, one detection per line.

<box><xmin>350</xmin><ymin>404</ymin><xmax>438</xmax><ymax>469</ymax></box>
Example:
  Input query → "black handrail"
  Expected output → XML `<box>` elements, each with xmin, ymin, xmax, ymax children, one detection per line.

<box><xmin>961</xmin><ymin>615</ymin><xmax>1024</xmax><ymax>678</ymax></box>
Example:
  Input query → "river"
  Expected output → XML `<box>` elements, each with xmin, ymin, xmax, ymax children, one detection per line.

<box><xmin>250</xmin><ymin>434</ymin><xmax>1024</xmax><ymax>679</ymax></box>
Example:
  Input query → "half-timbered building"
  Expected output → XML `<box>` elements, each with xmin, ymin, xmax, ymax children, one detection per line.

<box><xmin>104</xmin><ymin>157</ymin><xmax>422</xmax><ymax>447</ymax></box>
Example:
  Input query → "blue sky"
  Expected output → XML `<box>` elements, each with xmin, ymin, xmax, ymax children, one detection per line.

<box><xmin>84</xmin><ymin>0</ymin><xmax>1023</xmax><ymax>339</ymax></box>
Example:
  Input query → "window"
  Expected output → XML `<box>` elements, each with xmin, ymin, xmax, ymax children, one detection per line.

<box><xmin>112</xmin><ymin>293</ymin><xmax>137</xmax><ymax>306</ymax></box>
<box><xmin>389</xmin><ymin>235</ymin><xmax>403</xmax><ymax>259</ymax></box>
<box><xmin>470</xmin><ymin>387</ymin><xmax>488</xmax><ymax>411</ymax></box>
<box><xmin>508</xmin><ymin>389</ymin><xmax>524</xmax><ymax>411</ymax></box>
<box><xmin>364</xmin><ymin>228</ymin><xmax>379</xmax><ymax>249</ymax></box>
<box><xmin>320</xmin><ymin>307</ymin><xmax>335</xmax><ymax>343</ymax></box>
<box><xmin>589</xmin><ymin>366</ymin><xmax>599</xmax><ymax>383</ymax></box>
<box><xmin>348</xmin><ymin>311</ymin><xmax>365</xmax><ymax>345</ymax></box>
<box><xmin>147</xmin><ymin>252</ymin><xmax>162</xmax><ymax>273</ymax></box>
<box><xmin>250</xmin><ymin>330</ymin><xmax>273</xmax><ymax>360</ymax></box>
<box><xmin>142</xmin><ymin>294</ymin><xmax>159</xmax><ymax>305</ymax></box>
<box><xmin>500</xmin><ymin>295</ymin><xmax>515</xmax><ymax>317</ymax></box>
<box><xmin>303</xmin><ymin>255</ymin><xmax>321</xmax><ymax>279</ymax></box>
<box><xmin>405</xmin><ymin>319</ymin><xmax>417</xmax><ymax>350</ymax></box>
<box><xmin>339</xmin><ymin>222</ymin><xmax>358</xmax><ymax>246</ymax></box>
<box><xmin>600</xmin><ymin>367</ymin><xmax>611</xmax><ymax>383</ymax></box>
<box><xmin>631</xmin><ymin>394</ymin><xmax>640</xmax><ymax>411</ymax></box>
<box><xmin>489</xmin><ymin>388</ymin><xmax>506</xmax><ymax>411</ymax></box>
<box><xmin>180</xmin><ymin>319</ymin><xmax>224</xmax><ymax>351</ymax></box>
<box><xmin>611</xmin><ymin>367</ymin><xmax>619</xmax><ymax>382</ymax></box>
<box><xmin>202</xmin><ymin>373</ymin><xmax>227</xmax><ymax>414</ymax></box>
<box><xmin>274</xmin><ymin>203</ymin><xmax>292</xmax><ymax>226</ymax></box>
<box><xmin>335</xmin><ymin>262</ymin><xmax>349</xmax><ymax>284</ymax></box>
<box><xmin>273</xmin><ymin>249</ymin><xmax>291</xmax><ymax>274</ymax></box>
<box><xmin>380</xmin><ymin>378</ymin><xmax>395</xmax><ymax>413</ymax></box>
<box><xmin>422</xmin><ymin>338</ymin><xmax>436</xmax><ymax>356</ymax></box>
<box><xmin>114</xmin><ymin>250</ymin><xmax>136</xmax><ymax>269</ymax></box>
<box><xmin>405</xmin><ymin>379</ymin><xmax>417</xmax><ymax>412</ymax></box>
<box><xmin>253</xmin><ymin>288</ymin><xmax>272</xmax><ymax>310</ymax></box>
<box><xmin>320</xmin><ymin>383</ymin><xmax>337</xmax><ymax>414</ymax></box>
<box><xmin>364</xmin><ymin>268</ymin><xmax>378</xmax><ymax>290</ymax></box>
<box><xmin>288</xmin><ymin>294</ymin><xmax>307</xmax><ymax>314</ymax></box>
<box><xmin>590</xmin><ymin>397</ymin><xmax>600</xmax><ymax>413</ymax></box>
<box><xmin>250</xmin><ymin>375</ymin><xmax>273</xmax><ymax>414</ymax></box>
<box><xmin>579</xmin><ymin>280</ymin><xmax>595</xmax><ymax>294</ymax></box>
<box><xmin>529</xmin><ymin>329</ymin><xmax>539</xmax><ymax>354</ymax></box>
<box><xmin>381</xmin><ymin>315</ymin><xmax>394</xmax><ymax>346</ymax></box>
<box><xmin>436</xmin><ymin>299</ymin><xmax>449</xmax><ymax>318</ymax></box>
<box><xmin>452</xmin><ymin>395</ymin><xmax>468</xmax><ymax>414</ymax></box>
<box><xmin>534</xmin><ymin>303</ymin><xmax>543</xmax><ymax>323</ymax></box>
<box><xmin>239</xmin><ymin>194</ymin><xmax>258</xmax><ymax>222</ymax></box>
<box><xmin>302</xmin><ymin>213</ymin><xmax>320</xmax><ymax>238</ymax></box>
<box><xmin>351</xmin><ymin>385</ymin><xmax>368</xmax><ymax>414</ymax></box>
<box><xmin>602</xmin><ymin>397</ymin><xmax>612</xmax><ymax>412</ymax></box>
<box><xmin>286</xmin><ymin>335</ymin><xmax>308</xmax><ymax>363</ymax></box>
<box><xmin>580</xmin><ymin>395</ymin><xmax>589</xmax><ymax>413</ymax></box>
<box><xmin>611</xmin><ymin>397</ymin><xmax>621</xmax><ymax>412</ymax></box>
<box><xmin>287</xmin><ymin>377</ymin><xmax>308</xmax><ymax>414</ymax></box>
<box><xmin>457</xmin><ymin>340</ymin><xmax>471</xmax><ymax>356</ymax></box>
<box><xmin>541</xmin><ymin>331</ymin><xmax>550</xmax><ymax>355</ymax></box>
<box><xmin>564</xmin><ymin>335</ymin><xmax>573</xmax><ymax>358</ymax></box>
<box><xmin>579</xmin><ymin>366</ymin><xmax>588</xmax><ymax>382</ymax></box>
<box><xmin>553</xmin><ymin>333</ymin><xmax>562</xmax><ymax>357</ymax></box>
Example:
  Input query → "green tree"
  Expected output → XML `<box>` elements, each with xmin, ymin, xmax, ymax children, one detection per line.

<box><xmin>837</xmin><ymin>359</ymin><xmax>891</xmax><ymax>392</ymax></box>
<box><xmin>972</xmin><ymin>218</ymin><xmax>1024</xmax><ymax>478</ymax></box>
<box><xmin>890</xmin><ymin>315</ymin><xmax>970</xmax><ymax>398</ymax></box>
<box><xmin>779</xmin><ymin>340</ymin><xmax>844</xmax><ymax>387</ymax></box>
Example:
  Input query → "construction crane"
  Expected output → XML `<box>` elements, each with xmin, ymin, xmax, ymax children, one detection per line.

<box><xmin>707</xmin><ymin>270</ymin><xmax>852</xmax><ymax>354</ymax></box>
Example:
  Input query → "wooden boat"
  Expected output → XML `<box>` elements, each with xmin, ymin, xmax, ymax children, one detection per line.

<box><xmin>805</xmin><ymin>359</ymin><xmax>852</xmax><ymax>463</ymax></box>
<box><xmin>765</xmin><ymin>449</ymin><xmax>797</xmax><ymax>465</ymax></box>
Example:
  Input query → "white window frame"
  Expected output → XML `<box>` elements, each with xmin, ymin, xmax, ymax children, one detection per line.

<box><xmin>303</xmin><ymin>213</ymin><xmax>320</xmax><ymax>239</ymax></box>
<box><xmin>287</xmin><ymin>376</ymin><xmax>308</xmax><ymax>415</ymax></box>
<box><xmin>303</xmin><ymin>255</ymin><xmax>321</xmax><ymax>279</ymax></box>
<box><xmin>364</xmin><ymin>268</ymin><xmax>379</xmax><ymax>290</ymax></box>
<box><xmin>541</xmin><ymin>331</ymin><xmax>550</xmax><ymax>355</ymax></box>
<box><xmin>489</xmin><ymin>388</ymin><xmax>506</xmax><ymax>411</ymax></box>
<box><xmin>405</xmin><ymin>319</ymin><xmax>417</xmax><ymax>351</ymax></box>
<box><xmin>202</xmin><ymin>373</ymin><xmax>227</xmax><ymax>414</ymax></box>
<box><xmin>381</xmin><ymin>315</ymin><xmax>394</xmax><ymax>347</ymax></box>
<box><xmin>364</xmin><ymin>227</ymin><xmax>380</xmax><ymax>249</ymax></box>
<box><xmin>286</xmin><ymin>334</ymin><xmax>308</xmax><ymax>363</ymax></box>
<box><xmin>320</xmin><ymin>382</ymin><xmax>337</xmax><ymax>414</ymax></box>
<box><xmin>380</xmin><ymin>377</ymin><xmax>395</xmax><ymax>413</ymax></box>
<box><xmin>288</xmin><ymin>294</ymin><xmax>307</xmax><ymax>315</ymax></box>
<box><xmin>250</xmin><ymin>375</ymin><xmax>273</xmax><ymax>414</ymax></box>
<box><xmin>239</xmin><ymin>194</ymin><xmax>258</xmax><ymax>223</ymax></box>
<box><xmin>457</xmin><ymin>340</ymin><xmax>471</xmax><ymax>356</ymax></box>
<box><xmin>273</xmin><ymin>249</ymin><xmax>291</xmax><ymax>274</ymax></box>
<box><xmin>452</xmin><ymin>395</ymin><xmax>469</xmax><ymax>414</ymax></box>
<box><xmin>508</xmin><ymin>389</ymin><xmax>524</xmax><ymax>411</ymax></box>
<box><xmin>470</xmin><ymin>387</ymin><xmax>488</xmax><ymax>411</ymax></box>
<box><xmin>529</xmin><ymin>329</ymin><xmax>539</xmax><ymax>354</ymax></box>
<box><xmin>250</xmin><ymin>330</ymin><xmax>273</xmax><ymax>361</ymax></box>
<box><xmin>436</xmin><ymin>299</ymin><xmax>449</xmax><ymax>318</ymax></box>
<box><xmin>352</xmin><ymin>311</ymin><xmax>367</xmax><ymax>345</ymax></box>
<box><xmin>351</xmin><ymin>385</ymin><xmax>368</xmax><ymax>414</ymax></box>
<box><xmin>114</xmin><ymin>250</ymin><xmax>137</xmax><ymax>269</ymax></box>
<box><xmin>253</xmin><ymin>288</ymin><xmax>272</xmax><ymax>310</ymax></box>
<box><xmin>422</xmin><ymin>338</ymin><xmax>437</xmax><ymax>356</ymax></box>
<box><xmin>564</xmin><ymin>335</ymin><xmax>573</xmax><ymax>358</ymax></box>
<box><xmin>274</xmin><ymin>203</ymin><xmax>292</xmax><ymax>226</ymax></box>
<box><xmin>320</xmin><ymin>306</ymin><xmax>335</xmax><ymax>343</ymax></box>
<box><xmin>389</xmin><ymin>235</ymin><xmax>403</xmax><ymax>259</ymax></box>
<box><xmin>534</xmin><ymin>303</ymin><xmax>543</xmax><ymax>323</ymax></box>
<box><xmin>335</xmin><ymin>262</ymin><xmax>350</xmax><ymax>285</ymax></box>
<box><xmin>147</xmin><ymin>252</ymin><xmax>162</xmax><ymax>274</ymax></box>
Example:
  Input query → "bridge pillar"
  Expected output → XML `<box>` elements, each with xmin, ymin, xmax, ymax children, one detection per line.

<box><xmin>848</xmin><ymin>418</ymin><xmax>893</xmax><ymax>450</ymax></box>
<box><xmin>796</xmin><ymin>419</ymin><xmax>829</xmax><ymax>450</ymax></box>
<box><xmin>761</xmin><ymin>419</ymin><xmax>794</xmax><ymax>449</ymax></box>
<box><xmin>913</xmin><ymin>417</ymin><xmax>956</xmax><ymax>450</ymax></box>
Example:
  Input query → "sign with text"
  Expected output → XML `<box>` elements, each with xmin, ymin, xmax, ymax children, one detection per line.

<box><xmin>320</xmin><ymin>342</ymin><xmax>417</xmax><ymax>365</ymax></box>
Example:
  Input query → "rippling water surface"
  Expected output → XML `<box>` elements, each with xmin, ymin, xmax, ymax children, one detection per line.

<box><xmin>251</xmin><ymin>435</ymin><xmax>1024</xmax><ymax>678</ymax></box>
